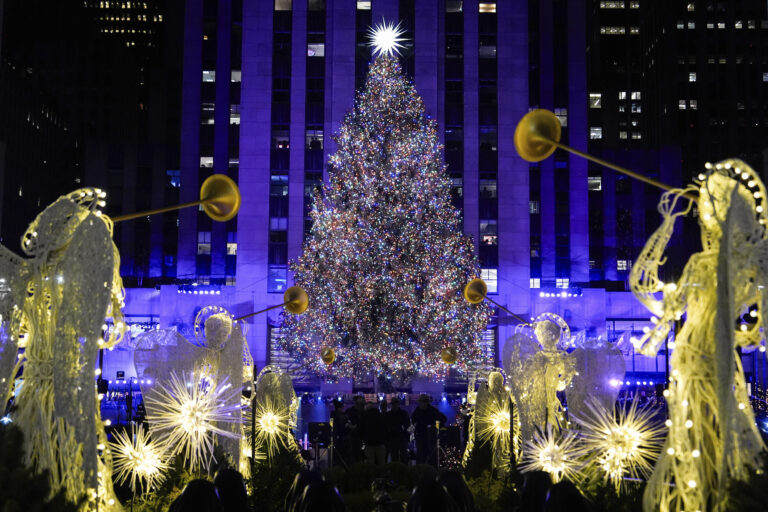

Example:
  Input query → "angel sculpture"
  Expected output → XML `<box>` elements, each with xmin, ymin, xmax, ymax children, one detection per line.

<box><xmin>0</xmin><ymin>188</ymin><xmax>125</xmax><ymax>510</ymax></box>
<box><xmin>503</xmin><ymin>314</ymin><xmax>575</xmax><ymax>444</ymax></box>
<box><xmin>503</xmin><ymin>314</ymin><xmax>624</xmax><ymax>448</ymax></box>
<box><xmin>252</xmin><ymin>365</ymin><xmax>301</xmax><ymax>462</ymax></box>
<box><xmin>463</xmin><ymin>370</ymin><xmax>514</xmax><ymax>474</ymax></box>
<box><xmin>630</xmin><ymin>159</ymin><xmax>767</xmax><ymax>512</ymax></box>
<box><xmin>135</xmin><ymin>306</ymin><xmax>252</xmax><ymax>472</ymax></box>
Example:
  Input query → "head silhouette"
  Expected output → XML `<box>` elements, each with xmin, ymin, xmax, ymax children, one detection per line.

<box><xmin>407</xmin><ymin>477</ymin><xmax>459</xmax><ymax>512</ymax></box>
<box><xmin>293</xmin><ymin>480</ymin><xmax>345</xmax><ymax>512</ymax></box>
<box><xmin>285</xmin><ymin>470</ymin><xmax>324</xmax><ymax>512</ymax></box>
<box><xmin>438</xmin><ymin>471</ymin><xmax>474</xmax><ymax>512</ymax></box>
<box><xmin>171</xmin><ymin>479</ymin><xmax>222</xmax><ymax>512</ymax></box>
<box><xmin>213</xmin><ymin>468</ymin><xmax>248</xmax><ymax>512</ymax></box>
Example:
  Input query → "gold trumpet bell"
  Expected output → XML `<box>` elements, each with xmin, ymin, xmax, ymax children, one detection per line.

<box><xmin>463</xmin><ymin>278</ymin><xmax>488</xmax><ymax>305</ymax></box>
<box><xmin>514</xmin><ymin>109</ymin><xmax>562</xmax><ymax>162</ymax></box>
<box><xmin>200</xmin><ymin>174</ymin><xmax>241</xmax><ymax>222</ymax></box>
<box><xmin>441</xmin><ymin>347</ymin><xmax>458</xmax><ymax>365</ymax></box>
<box><xmin>284</xmin><ymin>286</ymin><xmax>309</xmax><ymax>315</ymax></box>
<box><xmin>320</xmin><ymin>347</ymin><xmax>336</xmax><ymax>365</ymax></box>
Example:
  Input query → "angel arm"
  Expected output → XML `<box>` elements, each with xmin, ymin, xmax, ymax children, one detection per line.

<box><xmin>629</xmin><ymin>189</ymin><xmax>693</xmax><ymax>356</ymax></box>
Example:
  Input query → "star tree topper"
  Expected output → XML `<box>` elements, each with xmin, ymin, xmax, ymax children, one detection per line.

<box><xmin>367</xmin><ymin>20</ymin><xmax>407</xmax><ymax>57</ymax></box>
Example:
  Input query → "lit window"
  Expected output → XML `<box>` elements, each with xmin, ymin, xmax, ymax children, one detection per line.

<box><xmin>619</xmin><ymin>91</ymin><xmax>627</xmax><ymax>100</ymax></box>
<box><xmin>478</xmin><ymin>3</ymin><xmax>496</xmax><ymax>13</ymax></box>
<box><xmin>689</xmin><ymin>99</ymin><xmax>697</xmax><ymax>109</ymax></box>
<box><xmin>707</xmin><ymin>23</ymin><xmax>714</xmax><ymax>29</ymax></box>
<box><xmin>763</xmin><ymin>72</ymin><xmax>768</xmax><ymax>82</ymax></box>
<box><xmin>201</xmin><ymin>102</ymin><xmax>215</xmax><ymax>124</ymax></box>
<box><xmin>445</xmin><ymin>0</ymin><xmax>461</xmax><ymax>12</ymax></box>
<box><xmin>632</xmin><ymin>132</ymin><xmax>642</xmax><ymax>139</ymax></box>
<box><xmin>167</xmin><ymin>169</ymin><xmax>180</xmax><ymax>188</ymax></box>
<box><xmin>619</xmin><ymin>131</ymin><xmax>628</xmax><ymax>139</ymax></box>
<box><xmin>719</xmin><ymin>57</ymin><xmax>726</xmax><ymax>64</ymax></box>
<box><xmin>529</xmin><ymin>201</ymin><xmax>540</xmax><ymax>214</ymax></box>
<box><xmin>717</xmin><ymin>22</ymin><xmax>725</xmax><ymax>29</ymax></box>
<box><xmin>686</xmin><ymin>2</ymin><xmax>694</xmax><ymax>11</ymax></box>
<box><xmin>481</xmin><ymin>269</ymin><xmax>498</xmax><ymax>294</ymax></box>
<box><xmin>748</xmin><ymin>20</ymin><xmax>756</xmax><ymax>29</ymax></box>
<box><xmin>630</xmin><ymin>26</ymin><xmax>640</xmax><ymax>34</ymax></box>
<box><xmin>619</xmin><ymin>104</ymin><xmax>626</xmax><ymax>112</ymax></box>
<box><xmin>631</xmin><ymin>103</ymin><xmax>642</xmax><ymax>113</ymax></box>
<box><xmin>676</xmin><ymin>21</ymin><xmax>684</xmax><ymax>29</ymax></box>
<box><xmin>588</xmin><ymin>176</ymin><xmax>602</xmax><ymax>191</ymax></box>
<box><xmin>631</xmin><ymin>91</ymin><xmax>641</xmax><ymax>100</ymax></box>
<box><xmin>689</xmin><ymin>72</ymin><xmax>696</xmax><ymax>82</ymax></box>
<box><xmin>679</xmin><ymin>100</ymin><xmax>687</xmax><ymax>110</ymax></box>
<box><xmin>554</xmin><ymin>108</ymin><xmax>568</xmax><ymax>127</ymax></box>
<box><xmin>589</xmin><ymin>92</ymin><xmax>602</xmax><ymax>108</ymax></box>
<box><xmin>600</xmin><ymin>26</ymin><xmax>626</xmax><ymax>34</ymax></box>
<box><xmin>307</xmin><ymin>43</ymin><xmax>325</xmax><ymax>57</ymax></box>
<box><xmin>227</xmin><ymin>232</ymin><xmax>237</xmax><ymax>255</ymax></box>
<box><xmin>231</xmin><ymin>70</ymin><xmax>241</xmax><ymax>82</ymax></box>
<box><xmin>629</xmin><ymin>1</ymin><xmax>639</xmax><ymax>7</ymax></box>
<box><xmin>274</xmin><ymin>0</ymin><xmax>292</xmax><ymax>10</ymax></box>
<box><xmin>306</xmin><ymin>129</ymin><xmax>323</xmax><ymax>149</ymax></box>
<box><xmin>226</xmin><ymin>276</ymin><xmax>236</xmax><ymax>286</ymax></box>
<box><xmin>590</xmin><ymin>127</ymin><xmax>603</xmax><ymax>139</ymax></box>
<box><xmin>599</xmin><ymin>1</ymin><xmax>624</xmax><ymax>8</ymax></box>
<box><xmin>556</xmin><ymin>278</ymin><xmax>569</xmax><ymax>289</ymax></box>
<box><xmin>617</xmin><ymin>260</ymin><xmax>629</xmax><ymax>271</ymax></box>
<box><xmin>735</xmin><ymin>21</ymin><xmax>743</xmax><ymax>29</ymax></box>
<box><xmin>230</xmin><ymin>104</ymin><xmax>240</xmax><ymax>125</ymax></box>
<box><xmin>267</xmin><ymin>266</ymin><xmax>288</xmax><ymax>292</ymax></box>
<box><xmin>200</xmin><ymin>156</ymin><xmax>213</xmax><ymax>168</ymax></box>
<box><xmin>530</xmin><ymin>278</ymin><xmax>541</xmax><ymax>289</ymax></box>
<box><xmin>197</xmin><ymin>232</ymin><xmax>211</xmax><ymax>255</ymax></box>
<box><xmin>202</xmin><ymin>70</ymin><xmax>215</xmax><ymax>82</ymax></box>
<box><xmin>737</xmin><ymin>102</ymin><xmax>745</xmax><ymax>110</ymax></box>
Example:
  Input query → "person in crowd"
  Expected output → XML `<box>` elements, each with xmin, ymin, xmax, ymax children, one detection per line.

<box><xmin>438</xmin><ymin>471</ymin><xmax>475</xmax><ymax>512</ymax></box>
<box><xmin>543</xmin><ymin>481</ymin><xmax>591</xmax><ymax>512</ymax></box>
<box><xmin>406</xmin><ymin>477</ymin><xmax>459</xmax><ymax>512</ymax></box>
<box><xmin>168</xmin><ymin>479</ymin><xmax>222</xmax><ymax>512</ymax></box>
<box><xmin>291</xmin><ymin>480</ymin><xmax>346</xmax><ymax>512</ymax></box>
<box><xmin>361</xmin><ymin>402</ymin><xmax>387</xmax><ymax>465</ymax></box>
<box><xmin>284</xmin><ymin>470</ymin><xmax>324</xmax><ymax>512</ymax></box>
<box><xmin>519</xmin><ymin>471</ymin><xmax>552</xmax><ymax>512</ymax></box>
<box><xmin>411</xmin><ymin>394</ymin><xmax>447</xmax><ymax>465</ymax></box>
<box><xmin>385</xmin><ymin>396</ymin><xmax>411</xmax><ymax>463</ymax></box>
<box><xmin>213</xmin><ymin>468</ymin><xmax>249</xmax><ymax>512</ymax></box>
<box><xmin>331</xmin><ymin>399</ymin><xmax>350</xmax><ymax>465</ymax></box>
<box><xmin>345</xmin><ymin>395</ymin><xmax>366</xmax><ymax>462</ymax></box>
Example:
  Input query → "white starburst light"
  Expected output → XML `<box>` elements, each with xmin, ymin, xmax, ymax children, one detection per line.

<box><xmin>367</xmin><ymin>20</ymin><xmax>407</xmax><ymax>57</ymax></box>
<box><xmin>110</xmin><ymin>424</ymin><xmax>169</xmax><ymax>493</ymax></box>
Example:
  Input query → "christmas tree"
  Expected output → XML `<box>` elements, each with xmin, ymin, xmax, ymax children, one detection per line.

<box><xmin>280</xmin><ymin>36</ymin><xmax>491</xmax><ymax>379</ymax></box>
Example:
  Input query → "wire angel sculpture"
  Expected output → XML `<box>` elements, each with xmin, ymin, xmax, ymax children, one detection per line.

<box><xmin>629</xmin><ymin>158</ymin><xmax>766</xmax><ymax>512</ymax></box>
<box><xmin>252</xmin><ymin>365</ymin><xmax>301</xmax><ymax>463</ymax></box>
<box><xmin>503</xmin><ymin>314</ymin><xmax>624</xmax><ymax>449</ymax></box>
<box><xmin>134</xmin><ymin>306</ymin><xmax>252</xmax><ymax>472</ymax></box>
<box><xmin>0</xmin><ymin>188</ymin><xmax>125</xmax><ymax>510</ymax></box>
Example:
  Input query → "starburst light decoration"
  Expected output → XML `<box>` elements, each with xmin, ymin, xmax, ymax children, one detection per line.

<box><xmin>110</xmin><ymin>425</ymin><xmax>169</xmax><ymax>493</ymax></box>
<box><xmin>253</xmin><ymin>396</ymin><xmax>293</xmax><ymax>459</ymax></box>
<box><xmin>519</xmin><ymin>425</ymin><xmax>583</xmax><ymax>484</ymax></box>
<box><xmin>574</xmin><ymin>398</ymin><xmax>665</xmax><ymax>492</ymax></box>
<box><xmin>145</xmin><ymin>371</ymin><xmax>242</xmax><ymax>470</ymax></box>
<box><xmin>367</xmin><ymin>20</ymin><xmax>407</xmax><ymax>57</ymax></box>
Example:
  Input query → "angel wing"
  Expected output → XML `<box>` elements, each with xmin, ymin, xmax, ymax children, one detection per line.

<box><xmin>0</xmin><ymin>244</ymin><xmax>27</xmax><ymax>406</ymax></box>
<box><xmin>133</xmin><ymin>329</ymin><xmax>201</xmax><ymax>398</ymax></box>
<box><xmin>567</xmin><ymin>340</ymin><xmax>625</xmax><ymax>421</ymax></box>
<box><xmin>502</xmin><ymin>332</ymin><xmax>545</xmax><ymax>444</ymax></box>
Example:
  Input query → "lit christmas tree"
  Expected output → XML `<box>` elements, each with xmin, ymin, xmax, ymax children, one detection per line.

<box><xmin>280</xmin><ymin>25</ymin><xmax>492</xmax><ymax>378</ymax></box>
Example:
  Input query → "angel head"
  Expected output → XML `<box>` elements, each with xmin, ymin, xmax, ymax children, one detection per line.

<box><xmin>535</xmin><ymin>320</ymin><xmax>562</xmax><ymax>351</ymax></box>
<box><xmin>488</xmin><ymin>371</ymin><xmax>504</xmax><ymax>393</ymax></box>
<box><xmin>21</xmin><ymin>195</ymin><xmax>90</xmax><ymax>256</ymax></box>
<box><xmin>204</xmin><ymin>313</ymin><xmax>233</xmax><ymax>349</ymax></box>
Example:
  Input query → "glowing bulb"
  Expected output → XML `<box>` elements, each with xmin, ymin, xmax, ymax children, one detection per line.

<box><xmin>688</xmin><ymin>480</ymin><xmax>697</xmax><ymax>488</ymax></box>
<box><xmin>667</xmin><ymin>447</ymin><xmax>675</xmax><ymax>455</ymax></box>
<box><xmin>692</xmin><ymin>449</ymin><xmax>700</xmax><ymax>458</ymax></box>
<box><xmin>95</xmin><ymin>368</ymin><xmax>102</xmax><ymax>376</ymax></box>
<box><xmin>682</xmin><ymin>399</ymin><xmax>689</xmax><ymax>407</ymax></box>
<box><xmin>665</xmin><ymin>419</ymin><xmax>672</xmax><ymax>427</ymax></box>
<box><xmin>685</xmin><ymin>420</ymin><xmax>693</xmax><ymax>428</ymax></box>
<box><xmin>739</xmin><ymin>402</ymin><xmax>746</xmax><ymax>410</ymax></box>
<box><xmin>663</xmin><ymin>390</ymin><xmax>670</xmax><ymax>398</ymax></box>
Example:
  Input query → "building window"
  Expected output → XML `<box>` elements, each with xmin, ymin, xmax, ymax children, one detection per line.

<box><xmin>530</xmin><ymin>278</ymin><xmax>541</xmax><ymax>289</ymax></box>
<box><xmin>687</xmin><ymin>22</ymin><xmax>695</xmax><ymax>29</ymax></box>
<box><xmin>688</xmin><ymin>72</ymin><xmax>697</xmax><ymax>82</ymax></box>
<box><xmin>227</xmin><ymin>232</ymin><xmax>237</xmax><ymax>255</ymax></box>
<box><xmin>735</xmin><ymin>21</ymin><xmax>743</xmax><ymax>29</ymax></box>
<box><xmin>588</xmin><ymin>176</ymin><xmax>602</xmax><ymax>191</ymax></box>
<box><xmin>166</xmin><ymin>169</ymin><xmax>180</xmax><ymax>188</ymax></box>
<box><xmin>676</xmin><ymin>21</ymin><xmax>684</xmax><ymax>30</ymax></box>
<box><xmin>529</xmin><ymin>201</ymin><xmax>540</xmax><ymax>214</ymax></box>
<box><xmin>201</xmin><ymin>103</ymin><xmax>215</xmax><ymax>124</ymax></box>
<box><xmin>554</xmin><ymin>108</ymin><xmax>568</xmax><ymax>127</ymax></box>
<box><xmin>679</xmin><ymin>100</ymin><xmax>687</xmax><ymax>110</ymax></box>
<box><xmin>230</xmin><ymin>104</ymin><xmax>240</xmax><ymax>125</ymax></box>
<box><xmin>589</xmin><ymin>93</ymin><xmax>602</xmax><ymax>108</ymax></box>
<box><xmin>274</xmin><ymin>0</ymin><xmax>292</xmax><ymax>10</ymax></box>
<box><xmin>717</xmin><ymin>22</ymin><xmax>725</xmax><ymax>29</ymax></box>
<box><xmin>590</xmin><ymin>127</ymin><xmax>603</xmax><ymax>139</ymax></box>
<box><xmin>630</xmin><ymin>26</ymin><xmax>640</xmax><ymax>34</ymax></box>
<box><xmin>617</xmin><ymin>259</ymin><xmax>631</xmax><ymax>271</ymax></box>
<box><xmin>599</xmin><ymin>1</ymin><xmax>624</xmax><ymax>8</ymax></box>
<box><xmin>202</xmin><ymin>70</ymin><xmax>215</xmax><ymax>82</ymax></box>
<box><xmin>231</xmin><ymin>70</ymin><xmax>242</xmax><ymax>82</ymax></box>
<box><xmin>687</xmin><ymin>2</ymin><xmax>694</xmax><ymax>11</ymax></box>
<box><xmin>629</xmin><ymin>1</ymin><xmax>639</xmax><ymax>7</ymax></box>
<box><xmin>556</xmin><ymin>278</ymin><xmax>569</xmax><ymax>289</ymax></box>
<box><xmin>748</xmin><ymin>20</ymin><xmax>756</xmax><ymax>29</ymax></box>
<box><xmin>267</xmin><ymin>266</ymin><xmax>288</xmax><ymax>292</ymax></box>
<box><xmin>481</xmin><ymin>268</ymin><xmax>498</xmax><ymax>294</ymax></box>
<box><xmin>763</xmin><ymin>72</ymin><xmax>768</xmax><ymax>82</ymax></box>
<box><xmin>631</xmin><ymin>103</ymin><xmax>642</xmax><ymax>113</ymax></box>
<box><xmin>306</xmin><ymin>129</ymin><xmax>323</xmax><ymax>149</ymax></box>
<box><xmin>619</xmin><ymin>131</ymin><xmax>628</xmax><ymax>139</ymax></box>
<box><xmin>600</xmin><ymin>26</ymin><xmax>626</xmax><ymax>35</ymax></box>
<box><xmin>200</xmin><ymin>156</ymin><xmax>213</xmax><ymax>168</ymax></box>
<box><xmin>631</xmin><ymin>91</ymin><xmax>641</xmax><ymax>100</ymax></box>
<box><xmin>307</xmin><ymin>44</ymin><xmax>325</xmax><ymax>57</ymax></box>
<box><xmin>197</xmin><ymin>232</ymin><xmax>211</xmax><ymax>255</ymax></box>
<box><xmin>619</xmin><ymin>91</ymin><xmax>627</xmax><ymax>100</ymax></box>
<box><xmin>689</xmin><ymin>100</ymin><xmax>697</xmax><ymax>109</ymax></box>
<box><xmin>478</xmin><ymin>3</ymin><xmax>496</xmax><ymax>13</ymax></box>
<box><xmin>632</xmin><ymin>132</ymin><xmax>642</xmax><ymax>139</ymax></box>
<box><xmin>445</xmin><ymin>0</ymin><xmax>461</xmax><ymax>12</ymax></box>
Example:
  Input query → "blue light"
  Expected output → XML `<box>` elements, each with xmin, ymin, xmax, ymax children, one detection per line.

<box><xmin>0</xmin><ymin>415</ymin><xmax>11</xmax><ymax>425</ymax></box>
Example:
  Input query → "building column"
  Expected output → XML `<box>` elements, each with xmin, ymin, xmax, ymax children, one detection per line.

<box><xmin>288</xmin><ymin>4</ymin><xmax>307</xmax><ymax>268</ymax></box>
<box><xmin>463</xmin><ymin>0</ymin><xmax>479</xmax><ymax>253</ymax></box>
